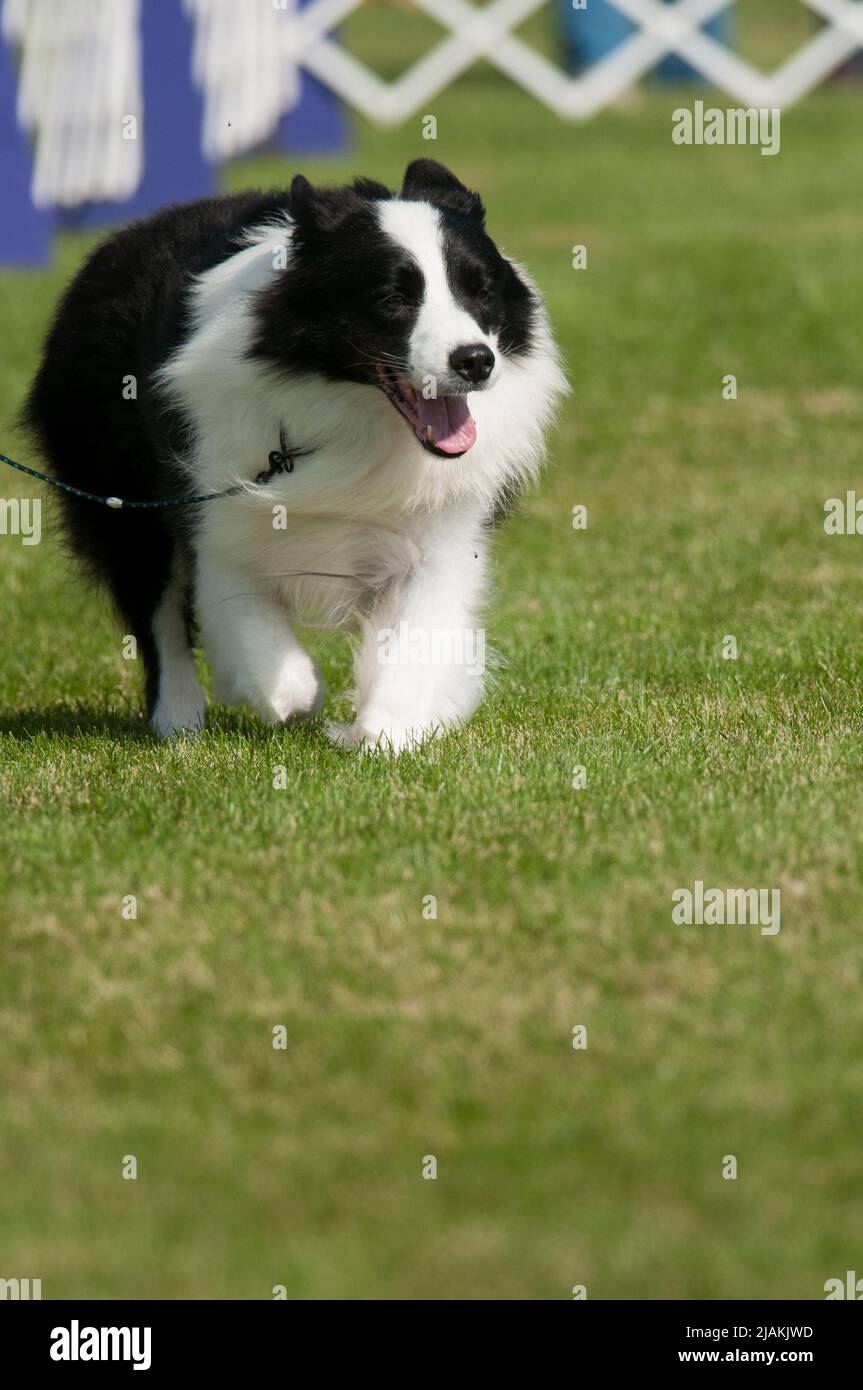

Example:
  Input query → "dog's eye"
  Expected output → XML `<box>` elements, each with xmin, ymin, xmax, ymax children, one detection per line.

<box><xmin>383</xmin><ymin>292</ymin><xmax>411</xmax><ymax>311</ymax></box>
<box><xmin>475</xmin><ymin>285</ymin><xmax>493</xmax><ymax>304</ymax></box>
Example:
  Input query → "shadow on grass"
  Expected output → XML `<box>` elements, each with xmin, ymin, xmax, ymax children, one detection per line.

<box><xmin>0</xmin><ymin>705</ymin><xmax>152</xmax><ymax>742</ymax></box>
<box><xmin>0</xmin><ymin>703</ymin><xmax>331</xmax><ymax>746</ymax></box>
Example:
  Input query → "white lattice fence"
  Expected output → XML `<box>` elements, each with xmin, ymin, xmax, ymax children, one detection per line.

<box><xmin>281</xmin><ymin>0</ymin><xmax>863</xmax><ymax>124</ymax></box>
<box><xmin>4</xmin><ymin>0</ymin><xmax>862</xmax><ymax>214</ymax></box>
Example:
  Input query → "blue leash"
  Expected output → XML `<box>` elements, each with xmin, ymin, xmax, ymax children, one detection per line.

<box><xmin>0</xmin><ymin>427</ymin><xmax>312</xmax><ymax>509</ymax></box>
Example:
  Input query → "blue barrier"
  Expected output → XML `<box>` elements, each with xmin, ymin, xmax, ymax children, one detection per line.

<box><xmin>556</xmin><ymin>0</ymin><xmax>733</xmax><ymax>80</ymax></box>
<box><xmin>276</xmin><ymin>0</ymin><xmax>349</xmax><ymax>155</ymax></box>
<box><xmin>0</xmin><ymin>24</ymin><xmax>51</xmax><ymax>265</ymax></box>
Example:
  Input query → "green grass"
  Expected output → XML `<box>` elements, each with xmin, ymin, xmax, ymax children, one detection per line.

<box><xmin>2</xmin><ymin>28</ymin><xmax>863</xmax><ymax>1299</ymax></box>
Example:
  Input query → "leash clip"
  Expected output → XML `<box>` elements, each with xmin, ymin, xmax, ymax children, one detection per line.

<box><xmin>266</xmin><ymin>447</ymin><xmax>295</xmax><ymax>477</ymax></box>
<box><xmin>254</xmin><ymin>425</ymin><xmax>313</xmax><ymax>487</ymax></box>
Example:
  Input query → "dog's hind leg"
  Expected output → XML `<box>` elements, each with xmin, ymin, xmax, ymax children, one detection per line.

<box><xmin>53</xmin><ymin>490</ymin><xmax>205</xmax><ymax>736</ymax></box>
<box><xmin>113</xmin><ymin>552</ymin><xmax>206</xmax><ymax>738</ymax></box>
<box><xmin>148</xmin><ymin>564</ymin><xmax>206</xmax><ymax>738</ymax></box>
<box><xmin>98</xmin><ymin>523</ymin><xmax>206</xmax><ymax>737</ymax></box>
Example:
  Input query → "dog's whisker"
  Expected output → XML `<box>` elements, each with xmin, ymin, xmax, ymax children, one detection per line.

<box><xmin>339</xmin><ymin>337</ymin><xmax>413</xmax><ymax>374</ymax></box>
<box><xmin>271</xmin><ymin>571</ymin><xmax>369</xmax><ymax>583</ymax></box>
<box><xmin>209</xmin><ymin>573</ymin><xmax>371</xmax><ymax>608</ymax></box>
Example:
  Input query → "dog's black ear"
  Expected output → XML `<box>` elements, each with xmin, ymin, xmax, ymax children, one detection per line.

<box><xmin>289</xmin><ymin>174</ymin><xmax>369</xmax><ymax>233</ymax></box>
<box><xmin>401</xmin><ymin>159</ymin><xmax>485</xmax><ymax>227</ymax></box>
<box><xmin>352</xmin><ymin>176</ymin><xmax>392</xmax><ymax>202</ymax></box>
<box><xmin>289</xmin><ymin>174</ymin><xmax>317</xmax><ymax>220</ymax></box>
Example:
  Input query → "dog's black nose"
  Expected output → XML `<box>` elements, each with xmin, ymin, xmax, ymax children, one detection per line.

<box><xmin>449</xmin><ymin>343</ymin><xmax>495</xmax><ymax>385</ymax></box>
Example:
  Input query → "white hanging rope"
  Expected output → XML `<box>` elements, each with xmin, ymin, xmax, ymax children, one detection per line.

<box><xmin>185</xmin><ymin>0</ymin><xmax>300</xmax><ymax>162</ymax></box>
<box><xmin>3</xmin><ymin>0</ymin><xmax>141</xmax><ymax>208</ymax></box>
<box><xmin>0</xmin><ymin>0</ymin><xmax>29</xmax><ymax>44</ymax></box>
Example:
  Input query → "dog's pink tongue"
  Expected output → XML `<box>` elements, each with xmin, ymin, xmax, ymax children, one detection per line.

<box><xmin>415</xmin><ymin>394</ymin><xmax>477</xmax><ymax>455</ymax></box>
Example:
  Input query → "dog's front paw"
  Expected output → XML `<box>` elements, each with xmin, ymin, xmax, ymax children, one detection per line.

<box><xmin>325</xmin><ymin>717</ymin><xmax>442</xmax><ymax>755</ymax></box>
<box><xmin>324</xmin><ymin>720</ymin><xmax>364</xmax><ymax>750</ymax></box>
<box><xmin>255</xmin><ymin>653</ymin><xmax>325</xmax><ymax>725</ymax></box>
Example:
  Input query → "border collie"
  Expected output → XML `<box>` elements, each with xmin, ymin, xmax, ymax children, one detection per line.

<box><xmin>24</xmin><ymin>160</ymin><xmax>566</xmax><ymax>749</ymax></box>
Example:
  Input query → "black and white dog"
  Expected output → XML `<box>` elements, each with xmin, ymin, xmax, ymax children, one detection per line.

<box><xmin>25</xmin><ymin>160</ymin><xmax>566</xmax><ymax>749</ymax></box>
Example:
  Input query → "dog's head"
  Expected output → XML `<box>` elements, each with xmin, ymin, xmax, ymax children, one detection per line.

<box><xmin>251</xmin><ymin>160</ymin><xmax>537</xmax><ymax>458</ymax></box>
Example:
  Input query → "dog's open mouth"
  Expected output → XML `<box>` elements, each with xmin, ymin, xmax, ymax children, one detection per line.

<box><xmin>376</xmin><ymin>364</ymin><xmax>477</xmax><ymax>457</ymax></box>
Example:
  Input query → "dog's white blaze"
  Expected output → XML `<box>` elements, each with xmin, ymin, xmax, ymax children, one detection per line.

<box><xmin>376</xmin><ymin>200</ymin><xmax>497</xmax><ymax>390</ymax></box>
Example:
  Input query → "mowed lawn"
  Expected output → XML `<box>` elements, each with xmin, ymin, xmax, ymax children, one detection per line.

<box><xmin>2</xmin><ymin>49</ymin><xmax>863</xmax><ymax>1298</ymax></box>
